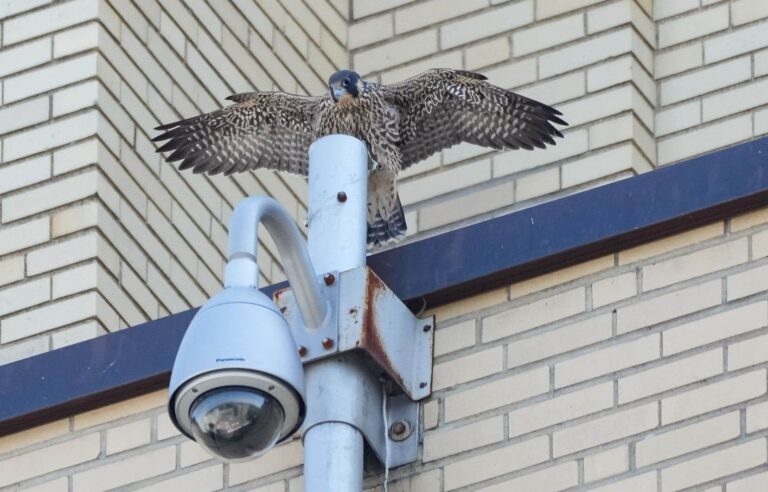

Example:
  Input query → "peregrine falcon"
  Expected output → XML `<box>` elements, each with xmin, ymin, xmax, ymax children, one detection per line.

<box><xmin>153</xmin><ymin>68</ymin><xmax>567</xmax><ymax>246</ymax></box>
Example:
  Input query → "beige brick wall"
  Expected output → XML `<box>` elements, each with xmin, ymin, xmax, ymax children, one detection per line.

<box><xmin>3</xmin><ymin>0</ymin><xmax>768</xmax><ymax>362</ymax></box>
<box><xmin>2</xmin><ymin>206</ymin><xmax>768</xmax><ymax>490</ymax></box>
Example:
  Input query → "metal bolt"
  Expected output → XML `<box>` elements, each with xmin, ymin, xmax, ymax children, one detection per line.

<box><xmin>323</xmin><ymin>273</ymin><xmax>335</xmax><ymax>286</ymax></box>
<box><xmin>422</xmin><ymin>324</ymin><xmax>432</xmax><ymax>333</ymax></box>
<box><xmin>419</xmin><ymin>382</ymin><xmax>427</xmax><ymax>389</ymax></box>
<box><xmin>322</xmin><ymin>338</ymin><xmax>334</xmax><ymax>350</ymax></box>
<box><xmin>298</xmin><ymin>346</ymin><xmax>308</xmax><ymax>357</ymax></box>
<box><xmin>337</xmin><ymin>191</ymin><xmax>347</xmax><ymax>203</ymax></box>
<box><xmin>388</xmin><ymin>420</ymin><xmax>413</xmax><ymax>441</ymax></box>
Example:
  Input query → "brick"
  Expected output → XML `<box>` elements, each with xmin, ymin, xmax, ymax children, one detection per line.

<box><xmin>423</xmin><ymin>399</ymin><xmax>438</xmax><ymax>430</ymax></box>
<box><xmin>656</xmin><ymin>100</ymin><xmax>701</xmax><ymax>137</ymax></box>
<box><xmin>400</xmin><ymin>159</ymin><xmax>490</xmax><ymax>205</ymax></box>
<box><xmin>0</xmin><ymin>217</ymin><xmax>50</xmax><ymax>256</ymax></box>
<box><xmin>440</xmin><ymin>1</ymin><xmax>533</xmax><ymax>50</ymax></box>
<box><xmin>539</xmin><ymin>28</ymin><xmax>633</xmax><ymax>78</ymax></box>
<box><xmin>704</xmin><ymin>78</ymin><xmax>768</xmax><ymax>122</ymax></box>
<box><xmin>53</xmin><ymin>139</ymin><xmax>99</xmax><ymax>176</ymax></box>
<box><xmin>428</xmin><ymin>286</ymin><xmax>507</xmax><ymax>322</ymax></box>
<box><xmin>727</xmin><ymin>471</ymin><xmax>768</xmax><ymax>492</ymax></box>
<box><xmin>14</xmin><ymin>478</ymin><xmax>67</xmax><ymax>492</ymax></box>
<box><xmin>51</xmin><ymin>201</ymin><xmax>100</xmax><ymax>238</ymax></box>
<box><xmin>54</xmin><ymin>22</ymin><xmax>99</xmax><ymax>58</ymax></box>
<box><xmin>0</xmin><ymin>433</ymin><xmax>99</xmax><ymax>487</ymax></box>
<box><xmin>180</xmin><ymin>439</ymin><xmax>211</xmax><ymax>468</ymax></box>
<box><xmin>728</xmin><ymin>264</ymin><xmax>768</xmax><ymax>301</ymax></box>
<box><xmin>353</xmin><ymin>29</ymin><xmax>437</xmax><ymax>75</ymax></box>
<box><xmin>0</xmin><ymin>0</ymin><xmax>51</xmax><ymax>19</ymax></box>
<box><xmin>619</xmin><ymin>280</ymin><xmax>722</xmax><ymax>336</ymax></box>
<box><xmin>592</xmin><ymin>473</ymin><xmax>657</xmax><ymax>492</ymax></box>
<box><xmin>2</xmin><ymin>111</ymin><xmax>98</xmax><ymax>163</ymax></box>
<box><xmin>507</xmin><ymin>314</ymin><xmax>613</xmax><ymax>367</ymax></box>
<box><xmin>493</xmin><ymin>128</ymin><xmax>588</xmax><ymax>178</ymax></box>
<box><xmin>729</xmin><ymin>333</ymin><xmax>768</xmax><ymax>371</ymax></box>
<box><xmin>483</xmin><ymin>58</ymin><xmax>538</xmax><ymax>89</ymax></box>
<box><xmin>508</xmin><ymin>382</ymin><xmax>613</xmax><ymax>437</ymax></box>
<box><xmin>661</xmin><ymin>439</ymin><xmax>767</xmax><ymax>492</ymax></box>
<box><xmin>0</xmin><ymin>96</ymin><xmax>50</xmax><ymax>136</ymax></box>
<box><xmin>520</xmin><ymin>71</ymin><xmax>586</xmax><ymax>105</ymax></box>
<box><xmin>732</xmin><ymin>207</ymin><xmax>768</xmax><ymax>231</ymax></box>
<box><xmin>0</xmin><ymin>277</ymin><xmax>50</xmax><ymax>317</ymax></box>
<box><xmin>587</xmin><ymin>55</ymin><xmax>638</xmax><ymax>93</ymax></box>
<box><xmin>621</xmin><ymin>348</ymin><xmax>724</xmax><ymax>403</ymax></box>
<box><xmin>754</xmin><ymin>49</ymin><xmax>768</xmax><ymax>77</ymax></box>
<box><xmin>536</xmin><ymin>0</ymin><xmax>603</xmax><ymax>19</ymax></box>
<box><xmin>592</xmin><ymin>272</ymin><xmax>636</xmax><ymax>308</ymax></box>
<box><xmin>664</xmin><ymin>301</ymin><xmax>767</xmax><ymax>355</ymax></box>
<box><xmin>643</xmin><ymin>238</ymin><xmax>749</xmax><ymax>291</ymax></box>
<box><xmin>662</xmin><ymin>57</ymin><xmax>751</xmax><ymax>107</ymax></box>
<box><xmin>444</xmin><ymin>367</ymin><xmax>549</xmax><ymax>422</ymax></box>
<box><xmin>620</xmin><ymin>222</ymin><xmax>724</xmax><ymax>264</ymax></box>
<box><xmin>658</xmin><ymin>4</ymin><xmax>728</xmax><ymax>48</ymax></box>
<box><xmin>52</xmin><ymin>80</ymin><xmax>98</xmax><ymax>117</ymax></box>
<box><xmin>3</xmin><ymin>170</ymin><xmax>98</xmax><ymax>223</ymax></box>
<box><xmin>747</xmin><ymin>400</ymin><xmax>768</xmax><ymax>433</ymax></box>
<box><xmin>465</xmin><ymin>36</ymin><xmax>510</xmax><ymax>71</ymax></box>
<box><xmin>73</xmin><ymin>445</ymin><xmax>176</xmax><ymax>492</ymax></box>
<box><xmin>74</xmin><ymin>390</ymin><xmax>165</xmax><ymax>430</ymax></box>
<box><xmin>418</xmin><ymin>179</ymin><xmax>515</xmax><ymax>231</ymax></box>
<box><xmin>0</xmin><ymin>156</ymin><xmax>51</xmax><ymax>198</ymax></box>
<box><xmin>475</xmin><ymin>460</ymin><xmax>577</xmax><ymax>492</ymax></box>
<box><xmin>434</xmin><ymin>319</ymin><xmax>475</xmax><ymax>356</ymax></box>
<box><xmin>556</xmin><ymin>334</ymin><xmax>660</xmax><ymax>388</ymax></box>
<box><xmin>663</xmin><ymin>369</ymin><xmax>767</xmax><ymax>424</ymax></box>
<box><xmin>0</xmin><ymin>418</ymin><xmax>68</xmax><ymax>455</ymax></box>
<box><xmin>3</xmin><ymin>0</ymin><xmax>97</xmax><ymax>45</ymax></box>
<box><xmin>755</xmin><ymin>230</ymin><xmax>768</xmax><ymax>258</ymax></box>
<box><xmin>424</xmin><ymin>415</ymin><xmax>503</xmax><ymax>462</ymax></box>
<box><xmin>0</xmin><ymin>336</ymin><xmax>49</xmax><ymax>366</ymax></box>
<box><xmin>556</xmin><ymin>85</ymin><xmax>634</xmax><ymax>128</ymax></box>
<box><xmin>513</xmin><ymin>13</ymin><xmax>584</xmax><ymax>56</ymax></box>
<box><xmin>483</xmin><ymin>288</ymin><xmax>585</xmax><ymax>342</ymax></box>
<box><xmin>516</xmin><ymin>167</ymin><xmax>559</xmax><ymax>201</ymax></box>
<box><xmin>229</xmin><ymin>440</ymin><xmax>303</xmax><ymax>484</ymax></box>
<box><xmin>394</xmin><ymin>0</ymin><xmax>487</xmax><ymax>34</ymax></box>
<box><xmin>348</xmin><ymin>14</ymin><xmax>392</xmax><ymax>49</ymax></box>
<box><xmin>553</xmin><ymin>403</ymin><xmax>658</xmax><ymax>457</ymax></box>
<box><xmin>656</xmin><ymin>42</ymin><xmax>703</xmax><ymax>79</ymax></box>
<box><xmin>3</xmin><ymin>53</ymin><xmax>97</xmax><ymax>104</ymax></box>
<box><xmin>642</xmin><ymin>412</ymin><xmax>741</xmax><ymax>468</ymax></box>
<box><xmin>106</xmin><ymin>418</ymin><xmax>151</xmax><ymax>455</ymax></box>
<box><xmin>0</xmin><ymin>256</ymin><xmax>25</xmax><ymax>287</ymax></box>
<box><xmin>433</xmin><ymin>346</ymin><xmax>503</xmax><ymax>390</ymax></box>
<box><xmin>705</xmin><ymin>21</ymin><xmax>768</xmax><ymax>64</ymax></box>
<box><xmin>443</xmin><ymin>435</ymin><xmax>549</xmax><ymax>490</ymax></box>
<box><xmin>562</xmin><ymin>143</ymin><xmax>640</xmax><ymax>187</ymax></box>
<box><xmin>27</xmin><ymin>233</ymin><xmax>100</xmax><ymax>276</ymax></box>
<box><xmin>135</xmin><ymin>465</ymin><xmax>224</xmax><ymax>492</ymax></box>
<box><xmin>584</xmin><ymin>446</ymin><xmax>628</xmax><ymax>483</ymax></box>
<box><xmin>732</xmin><ymin>0</ymin><xmax>768</xmax><ymax>25</ymax></box>
<box><xmin>51</xmin><ymin>320</ymin><xmax>103</xmax><ymax>349</ymax></box>
<box><xmin>0</xmin><ymin>38</ymin><xmax>51</xmax><ymax>78</ymax></box>
<box><xmin>156</xmin><ymin>411</ymin><xmax>180</xmax><ymax>440</ymax></box>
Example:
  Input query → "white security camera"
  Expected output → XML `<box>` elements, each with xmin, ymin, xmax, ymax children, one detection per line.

<box><xmin>167</xmin><ymin>286</ymin><xmax>306</xmax><ymax>460</ymax></box>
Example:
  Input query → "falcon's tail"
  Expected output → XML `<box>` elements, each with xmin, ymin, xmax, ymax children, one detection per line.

<box><xmin>367</xmin><ymin>171</ymin><xmax>406</xmax><ymax>247</ymax></box>
<box><xmin>367</xmin><ymin>193</ymin><xmax>406</xmax><ymax>247</ymax></box>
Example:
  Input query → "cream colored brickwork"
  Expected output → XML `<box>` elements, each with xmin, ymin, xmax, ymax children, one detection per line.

<box><xmin>2</xmin><ymin>206</ymin><xmax>768</xmax><ymax>490</ymax></box>
<box><xmin>3</xmin><ymin>0</ymin><xmax>768</xmax><ymax>361</ymax></box>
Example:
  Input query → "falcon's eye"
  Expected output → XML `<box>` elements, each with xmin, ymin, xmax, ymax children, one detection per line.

<box><xmin>342</xmin><ymin>78</ymin><xmax>350</xmax><ymax>87</ymax></box>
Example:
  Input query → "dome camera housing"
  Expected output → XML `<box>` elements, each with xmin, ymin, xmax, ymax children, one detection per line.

<box><xmin>168</xmin><ymin>287</ymin><xmax>306</xmax><ymax>460</ymax></box>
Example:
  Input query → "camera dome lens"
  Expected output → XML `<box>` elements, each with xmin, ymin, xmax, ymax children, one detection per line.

<box><xmin>189</xmin><ymin>387</ymin><xmax>285</xmax><ymax>460</ymax></box>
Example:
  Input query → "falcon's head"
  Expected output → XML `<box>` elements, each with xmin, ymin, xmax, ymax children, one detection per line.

<box><xmin>328</xmin><ymin>70</ymin><xmax>362</xmax><ymax>104</ymax></box>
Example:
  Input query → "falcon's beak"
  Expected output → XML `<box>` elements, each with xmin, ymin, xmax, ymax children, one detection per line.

<box><xmin>333</xmin><ymin>87</ymin><xmax>346</xmax><ymax>101</ymax></box>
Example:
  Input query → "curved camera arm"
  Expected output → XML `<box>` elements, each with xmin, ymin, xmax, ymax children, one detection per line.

<box><xmin>224</xmin><ymin>195</ymin><xmax>328</xmax><ymax>329</ymax></box>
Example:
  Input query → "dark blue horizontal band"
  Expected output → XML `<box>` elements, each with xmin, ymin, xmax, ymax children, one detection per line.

<box><xmin>2</xmin><ymin>137</ymin><xmax>768</xmax><ymax>436</ymax></box>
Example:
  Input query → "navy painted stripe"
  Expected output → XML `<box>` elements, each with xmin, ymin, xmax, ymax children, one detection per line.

<box><xmin>2</xmin><ymin>137</ymin><xmax>768</xmax><ymax>436</ymax></box>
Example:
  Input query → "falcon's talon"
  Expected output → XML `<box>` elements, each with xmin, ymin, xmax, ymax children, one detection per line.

<box><xmin>153</xmin><ymin>67</ymin><xmax>567</xmax><ymax>247</ymax></box>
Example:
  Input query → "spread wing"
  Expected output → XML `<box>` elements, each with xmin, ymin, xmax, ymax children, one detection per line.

<box><xmin>380</xmin><ymin>68</ymin><xmax>567</xmax><ymax>168</ymax></box>
<box><xmin>152</xmin><ymin>92</ymin><xmax>330</xmax><ymax>176</ymax></box>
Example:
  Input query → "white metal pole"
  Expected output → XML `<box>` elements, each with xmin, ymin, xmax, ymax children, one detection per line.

<box><xmin>303</xmin><ymin>135</ymin><xmax>370</xmax><ymax>492</ymax></box>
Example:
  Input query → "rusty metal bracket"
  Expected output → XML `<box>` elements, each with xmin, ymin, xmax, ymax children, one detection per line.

<box><xmin>274</xmin><ymin>266</ymin><xmax>434</xmax><ymax>401</ymax></box>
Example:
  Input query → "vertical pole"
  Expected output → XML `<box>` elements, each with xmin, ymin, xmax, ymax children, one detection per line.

<box><xmin>303</xmin><ymin>135</ymin><xmax>370</xmax><ymax>492</ymax></box>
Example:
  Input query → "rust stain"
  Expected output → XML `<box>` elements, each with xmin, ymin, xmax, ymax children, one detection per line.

<box><xmin>359</xmin><ymin>269</ymin><xmax>405</xmax><ymax>388</ymax></box>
